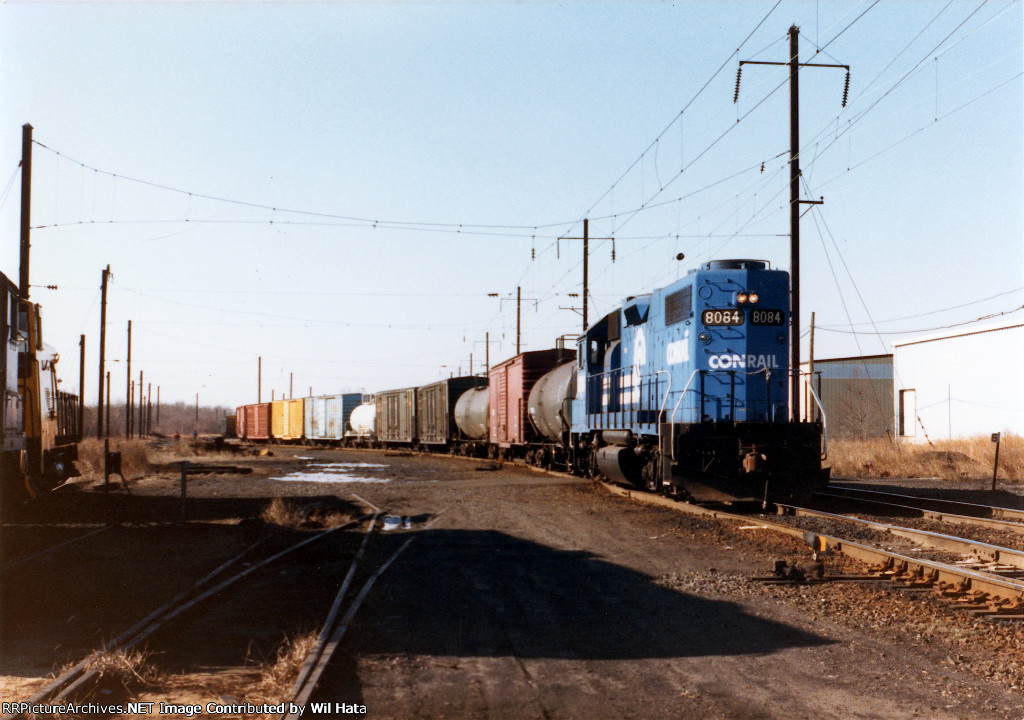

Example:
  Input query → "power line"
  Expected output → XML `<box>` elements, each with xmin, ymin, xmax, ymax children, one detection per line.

<box><xmin>816</xmin><ymin>305</ymin><xmax>1024</xmax><ymax>336</ymax></box>
<box><xmin>818</xmin><ymin>286</ymin><xmax>1024</xmax><ymax>327</ymax></box>
<box><xmin>31</xmin><ymin>139</ymin><xmax>576</xmax><ymax>235</ymax></box>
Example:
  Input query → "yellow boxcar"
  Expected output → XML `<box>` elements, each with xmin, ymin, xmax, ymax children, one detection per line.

<box><xmin>271</xmin><ymin>399</ymin><xmax>305</xmax><ymax>441</ymax></box>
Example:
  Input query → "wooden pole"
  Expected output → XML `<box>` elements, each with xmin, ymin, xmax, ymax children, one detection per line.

<box><xmin>19</xmin><ymin>124</ymin><xmax>32</xmax><ymax>300</ymax></box>
<box><xmin>126</xmin><ymin>320</ymin><xmax>132</xmax><ymax>438</ymax></box>
<box><xmin>96</xmin><ymin>265</ymin><xmax>109</xmax><ymax>438</ymax></box>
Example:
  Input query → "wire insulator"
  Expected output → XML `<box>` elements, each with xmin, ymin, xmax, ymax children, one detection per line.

<box><xmin>733</xmin><ymin>65</ymin><xmax>743</xmax><ymax>103</ymax></box>
<box><xmin>842</xmin><ymin>70</ymin><xmax>850</xmax><ymax>108</ymax></box>
<box><xmin>611</xmin><ymin>238</ymin><xmax>616</xmax><ymax>263</ymax></box>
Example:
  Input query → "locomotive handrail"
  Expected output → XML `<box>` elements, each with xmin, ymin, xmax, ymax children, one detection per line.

<box><xmin>654</xmin><ymin>370</ymin><xmax>671</xmax><ymax>464</ymax></box>
<box><xmin>805</xmin><ymin>379</ymin><xmax>828</xmax><ymax>459</ymax></box>
<box><xmin>669</xmin><ymin>370</ymin><xmax>702</xmax><ymax>461</ymax></box>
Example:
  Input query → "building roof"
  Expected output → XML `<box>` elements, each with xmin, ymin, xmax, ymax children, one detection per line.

<box><xmin>891</xmin><ymin>319</ymin><xmax>1024</xmax><ymax>349</ymax></box>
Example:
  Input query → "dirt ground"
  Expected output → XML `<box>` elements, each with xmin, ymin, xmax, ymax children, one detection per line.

<box><xmin>1</xmin><ymin>443</ymin><xmax>1022</xmax><ymax>719</ymax></box>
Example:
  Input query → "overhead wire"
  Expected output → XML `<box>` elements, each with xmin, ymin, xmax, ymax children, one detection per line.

<box><xmin>30</xmin><ymin>140</ymin><xmax>577</xmax><ymax>235</ymax></box>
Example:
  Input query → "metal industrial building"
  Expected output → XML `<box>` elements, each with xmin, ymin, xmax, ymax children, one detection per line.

<box><xmin>800</xmin><ymin>354</ymin><xmax>894</xmax><ymax>439</ymax></box>
<box><xmin>892</xmin><ymin>320</ymin><xmax>1024</xmax><ymax>442</ymax></box>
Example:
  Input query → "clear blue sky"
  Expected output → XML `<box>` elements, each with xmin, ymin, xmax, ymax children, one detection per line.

<box><xmin>1</xmin><ymin>1</ymin><xmax>1020</xmax><ymax>410</ymax></box>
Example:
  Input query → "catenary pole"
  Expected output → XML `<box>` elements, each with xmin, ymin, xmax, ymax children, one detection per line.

<box><xmin>96</xmin><ymin>266</ymin><xmax>110</xmax><ymax>438</ymax></box>
<box><xmin>19</xmin><ymin>124</ymin><xmax>32</xmax><ymax>300</ymax></box>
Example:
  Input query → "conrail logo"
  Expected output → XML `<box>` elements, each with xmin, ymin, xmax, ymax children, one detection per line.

<box><xmin>708</xmin><ymin>353</ymin><xmax>779</xmax><ymax>370</ymax></box>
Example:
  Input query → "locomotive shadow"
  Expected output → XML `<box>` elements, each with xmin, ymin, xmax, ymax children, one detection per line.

<box><xmin>316</xmin><ymin>529</ymin><xmax>833</xmax><ymax>702</ymax></box>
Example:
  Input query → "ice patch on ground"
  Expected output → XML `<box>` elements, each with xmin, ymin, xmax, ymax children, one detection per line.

<box><xmin>294</xmin><ymin>456</ymin><xmax>316</xmax><ymax>460</ymax></box>
<box><xmin>270</xmin><ymin>470</ymin><xmax>391</xmax><ymax>484</ymax></box>
<box><xmin>310</xmin><ymin>462</ymin><xmax>388</xmax><ymax>469</ymax></box>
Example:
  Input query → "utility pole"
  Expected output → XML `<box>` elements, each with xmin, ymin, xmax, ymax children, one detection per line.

<box><xmin>126</xmin><ymin>320</ymin><xmax>132</xmax><ymax>438</ymax></box>
<box><xmin>157</xmin><ymin>386</ymin><xmax>160</xmax><ymax>427</ymax></box>
<box><xmin>147</xmin><ymin>382</ymin><xmax>152</xmax><ymax>436</ymax></box>
<box><xmin>96</xmin><ymin>265</ymin><xmax>110</xmax><ymax>438</ymax></box>
<box><xmin>583</xmin><ymin>218</ymin><xmax>588</xmax><ymax>332</ymax></box>
<box><xmin>809</xmin><ymin>311</ymin><xmax>815</xmax><ymax>422</ymax></box>
<box><xmin>195</xmin><ymin>393</ymin><xmax>199</xmax><ymax>436</ymax></box>
<box><xmin>557</xmin><ymin>218</ymin><xmax>612</xmax><ymax>333</ymax></box>
<box><xmin>517</xmin><ymin>286</ymin><xmax>521</xmax><ymax>354</ymax></box>
<box><xmin>19</xmin><ymin>124</ymin><xmax>33</xmax><ymax>300</ymax></box>
<box><xmin>105</xmin><ymin>371</ymin><xmax>111</xmax><ymax>437</ymax></box>
<box><xmin>138</xmin><ymin>369</ymin><xmax>143</xmax><ymax>437</ymax></box>
<box><xmin>736</xmin><ymin>25</ymin><xmax>846</xmax><ymax>421</ymax></box>
<box><xmin>78</xmin><ymin>335</ymin><xmax>85</xmax><ymax>438</ymax></box>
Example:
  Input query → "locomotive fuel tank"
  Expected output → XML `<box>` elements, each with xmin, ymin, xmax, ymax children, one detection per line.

<box><xmin>527</xmin><ymin>361</ymin><xmax>576</xmax><ymax>442</ymax></box>
<box><xmin>453</xmin><ymin>386</ymin><xmax>489</xmax><ymax>440</ymax></box>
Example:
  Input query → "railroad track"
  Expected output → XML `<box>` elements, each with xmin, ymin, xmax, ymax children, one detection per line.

<box><xmin>823</xmin><ymin>485</ymin><xmax>1024</xmax><ymax>527</ymax></box>
<box><xmin>1</xmin><ymin>515</ymin><xmax>374</xmax><ymax>720</ymax></box>
<box><xmin>0</xmin><ymin>525</ymin><xmax>113</xmax><ymax>574</ymax></box>
<box><xmin>598</xmin><ymin>481</ymin><xmax>1024</xmax><ymax>620</ymax></box>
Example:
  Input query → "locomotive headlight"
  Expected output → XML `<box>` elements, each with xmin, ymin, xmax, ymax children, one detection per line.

<box><xmin>698</xmin><ymin>332</ymin><xmax>712</xmax><ymax>344</ymax></box>
<box><xmin>736</xmin><ymin>292</ymin><xmax>748</xmax><ymax>304</ymax></box>
<box><xmin>748</xmin><ymin>292</ymin><xmax>759</xmax><ymax>304</ymax></box>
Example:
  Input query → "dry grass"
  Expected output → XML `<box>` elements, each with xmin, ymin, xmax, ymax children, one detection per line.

<box><xmin>76</xmin><ymin>437</ymin><xmax>249</xmax><ymax>480</ymax></box>
<box><xmin>260</xmin><ymin>498</ymin><xmax>356</xmax><ymax>529</ymax></box>
<box><xmin>829</xmin><ymin>434</ymin><xmax>1023</xmax><ymax>481</ymax></box>
<box><xmin>260</xmin><ymin>498</ymin><xmax>307</xmax><ymax>528</ymax></box>
<box><xmin>247</xmin><ymin>631</ymin><xmax>318</xmax><ymax>704</ymax></box>
<box><xmin>75</xmin><ymin>438</ymin><xmax>154</xmax><ymax>480</ymax></box>
<box><xmin>81</xmin><ymin>647</ymin><xmax>162</xmax><ymax>687</ymax></box>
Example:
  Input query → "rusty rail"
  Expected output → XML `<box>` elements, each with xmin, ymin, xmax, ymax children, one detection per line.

<box><xmin>598</xmin><ymin>481</ymin><xmax>1024</xmax><ymax>612</ymax></box>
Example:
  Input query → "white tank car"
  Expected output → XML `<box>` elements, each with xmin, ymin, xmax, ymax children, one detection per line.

<box><xmin>347</xmin><ymin>402</ymin><xmax>377</xmax><ymax>437</ymax></box>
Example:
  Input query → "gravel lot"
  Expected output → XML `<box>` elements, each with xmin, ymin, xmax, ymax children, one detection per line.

<box><xmin>1</xmin><ymin>444</ymin><xmax>1021</xmax><ymax>719</ymax></box>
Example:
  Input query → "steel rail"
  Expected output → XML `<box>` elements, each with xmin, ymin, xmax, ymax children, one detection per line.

<box><xmin>283</xmin><ymin>536</ymin><xmax>416</xmax><ymax>720</ymax></box>
<box><xmin>288</xmin><ymin>515</ymin><xmax>379</xmax><ymax>697</ymax></box>
<box><xmin>776</xmin><ymin>504</ymin><xmax>1024</xmax><ymax>572</ymax></box>
<box><xmin>828</xmin><ymin>485</ymin><xmax>1024</xmax><ymax>523</ymax></box>
<box><xmin>814</xmin><ymin>490</ymin><xmax>1024</xmax><ymax>536</ymax></box>
<box><xmin>597</xmin><ymin>481</ymin><xmax>1024</xmax><ymax>607</ymax></box>
<box><xmin>0</xmin><ymin>526</ymin><xmax>113</xmax><ymax>574</ymax></box>
<box><xmin>4</xmin><ymin>515</ymin><xmax>371</xmax><ymax>719</ymax></box>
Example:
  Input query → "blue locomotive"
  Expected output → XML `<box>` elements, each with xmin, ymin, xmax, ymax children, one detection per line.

<box><xmin>569</xmin><ymin>259</ymin><xmax>827</xmax><ymax>502</ymax></box>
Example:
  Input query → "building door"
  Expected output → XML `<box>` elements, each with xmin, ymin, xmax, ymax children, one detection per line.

<box><xmin>899</xmin><ymin>389</ymin><xmax>916</xmax><ymax>438</ymax></box>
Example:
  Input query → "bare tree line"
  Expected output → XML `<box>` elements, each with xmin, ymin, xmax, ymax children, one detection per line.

<box><xmin>79</xmin><ymin>402</ymin><xmax>234</xmax><ymax>438</ymax></box>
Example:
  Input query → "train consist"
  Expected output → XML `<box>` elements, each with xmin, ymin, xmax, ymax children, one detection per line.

<box><xmin>235</xmin><ymin>260</ymin><xmax>829</xmax><ymax>502</ymax></box>
<box><xmin>0</xmin><ymin>270</ymin><xmax>81</xmax><ymax>503</ymax></box>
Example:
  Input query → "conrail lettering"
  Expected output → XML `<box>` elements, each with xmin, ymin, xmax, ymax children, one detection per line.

<box><xmin>708</xmin><ymin>353</ymin><xmax>778</xmax><ymax>370</ymax></box>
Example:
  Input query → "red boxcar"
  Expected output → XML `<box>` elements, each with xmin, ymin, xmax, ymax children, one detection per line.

<box><xmin>489</xmin><ymin>349</ymin><xmax>574</xmax><ymax>452</ymax></box>
<box><xmin>239</xmin><ymin>402</ymin><xmax>272</xmax><ymax>441</ymax></box>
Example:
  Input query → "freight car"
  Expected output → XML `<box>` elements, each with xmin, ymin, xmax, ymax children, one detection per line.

<box><xmin>568</xmin><ymin>259</ymin><xmax>827</xmax><ymax>502</ymax></box>
<box><xmin>345</xmin><ymin>401</ymin><xmax>376</xmax><ymax>443</ymax></box>
<box><xmin>304</xmin><ymin>393</ymin><xmax>364</xmax><ymax>444</ymax></box>
<box><xmin>1</xmin><ymin>272</ymin><xmax>81</xmax><ymax>503</ymax></box>
<box><xmin>271</xmin><ymin>399</ymin><xmax>304</xmax><ymax>442</ymax></box>
<box><xmin>237</xmin><ymin>402</ymin><xmax>272</xmax><ymax>441</ymax></box>
<box><xmin>416</xmin><ymin>377</ymin><xmax>484</xmax><ymax>448</ymax></box>
<box><xmin>487</xmin><ymin>349</ymin><xmax>574</xmax><ymax>461</ymax></box>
